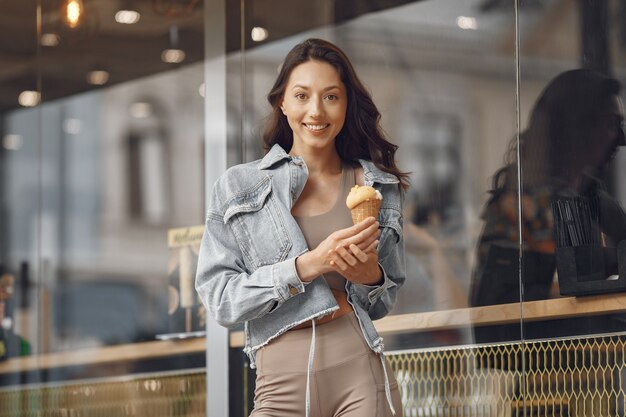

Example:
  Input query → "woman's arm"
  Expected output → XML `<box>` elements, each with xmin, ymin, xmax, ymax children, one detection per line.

<box><xmin>296</xmin><ymin>218</ymin><xmax>380</xmax><ymax>281</ymax></box>
<box><xmin>196</xmin><ymin>207</ymin><xmax>381</xmax><ymax>328</ymax></box>
<box><xmin>329</xmin><ymin>186</ymin><xmax>406</xmax><ymax>320</ymax></box>
<box><xmin>195</xmin><ymin>210</ymin><xmax>307</xmax><ymax>328</ymax></box>
<box><xmin>349</xmin><ymin>229</ymin><xmax>405</xmax><ymax>320</ymax></box>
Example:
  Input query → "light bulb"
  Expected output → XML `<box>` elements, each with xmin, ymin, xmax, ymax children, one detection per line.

<box><xmin>161</xmin><ymin>49</ymin><xmax>186</xmax><ymax>64</ymax></box>
<box><xmin>62</xmin><ymin>0</ymin><xmax>84</xmax><ymax>29</ymax></box>
<box><xmin>456</xmin><ymin>16</ymin><xmax>477</xmax><ymax>30</ymax></box>
<box><xmin>87</xmin><ymin>70</ymin><xmax>110</xmax><ymax>85</ymax></box>
<box><xmin>41</xmin><ymin>33</ymin><xmax>60</xmax><ymax>47</ymax></box>
<box><xmin>115</xmin><ymin>10</ymin><xmax>141</xmax><ymax>24</ymax></box>
<box><xmin>251</xmin><ymin>27</ymin><xmax>269</xmax><ymax>42</ymax></box>
<box><xmin>18</xmin><ymin>91</ymin><xmax>41</xmax><ymax>107</ymax></box>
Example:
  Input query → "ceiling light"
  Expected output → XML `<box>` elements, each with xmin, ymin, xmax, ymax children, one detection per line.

<box><xmin>161</xmin><ymin>25</ymin><xmax>186</xmax><ymax>64</ymax></box>
<box><xmin>86</xmin><ymin>70</ymin><xmax>110</xmax><ymax>85</ymax></box>
<box><xmin>2</xmin><ymin>134</ymin><xmax>23</xmax><ymax>151</ymax></box>
<box><xmin>456</xmin><ymin>16</ymin><xmax>478</xmax><ymax>30</ymax></box>
<box><xmin>115</xmin><ymin>10</ymin><xmax>141</xmax><ymax>24</ymax></box>
<box><xmin>61</xmin><ymin>0</ymin><xmax>85</xmax><ymax>29</ymax></box>
<box><xmin>130</xmin><ymin>102</ymin><xmax>153</xmax><ymax>118</ymax></box>
<box><xmin>161</xmin><ymin>49</ymin><xmax>186</xmax><ymax>64</ymax></box>
<box><xmin>18</xmin><ymin>91</ymin><xmax>40</xmax><ymax>107</ymax></box>
<box><xmin>41</xmin><ymin>33</ymin><xmax>60</xmax><ymax>47</ymax></box>
<box><xmin>63</xmin><ymin>119</ymin><xmax>82</xmax><ymax>135</ymax></box>
<box><xmin>251</xmin><ymin>27</ymin><xmax>269</xmax><ymax>42</ymax></box>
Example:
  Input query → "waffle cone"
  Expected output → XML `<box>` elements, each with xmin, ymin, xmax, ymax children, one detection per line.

<box><xmin>350</xmin><ymin>199</ymin><xmax>381</xmax><ymax>224</ymax></box>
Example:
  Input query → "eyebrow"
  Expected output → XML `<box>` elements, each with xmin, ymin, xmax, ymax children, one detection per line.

<box><xmin>291</xmin><ymin>84</ymin><xmax>342</xmax><ymax>92</ymax></box>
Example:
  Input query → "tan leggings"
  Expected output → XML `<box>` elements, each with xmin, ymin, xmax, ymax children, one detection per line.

<box><xmin>251</xmin><ymin>313</ymin><xmax>403</xmax><ymax>417</ymax></box>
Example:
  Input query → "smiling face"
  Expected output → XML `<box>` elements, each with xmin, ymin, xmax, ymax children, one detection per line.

<box><xmin>280</xmin><ymin>60</ymin><xmax>347</xmax><ymax>155</ymax></box>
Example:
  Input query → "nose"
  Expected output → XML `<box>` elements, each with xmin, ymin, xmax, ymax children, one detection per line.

<box><xmin>308</xmin><ymin>97</ymin><xmax>323</xmax><ymax>118</ymax></box>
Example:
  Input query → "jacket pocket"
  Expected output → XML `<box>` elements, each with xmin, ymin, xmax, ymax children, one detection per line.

<box><xmin>223</xmin><ymin>176</ymin><xmax>292</xmax><ymax>269</ymax></box>
<box><xmin>378</xmin><ymin>206</ymin><xmax>402</xmax><ymax>260</ymax></box>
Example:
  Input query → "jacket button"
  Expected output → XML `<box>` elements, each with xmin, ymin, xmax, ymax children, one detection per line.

<box><xmin>288</xmin><ymin>285</ymin><xmax>298</xmax><ymax>296</ymax></box>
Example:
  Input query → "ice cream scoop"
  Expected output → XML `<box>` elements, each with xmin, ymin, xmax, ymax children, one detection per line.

<box><xmin>346</xmin><ymin>185</ymin><xmax>383</xmax><ymax>224</ymax></box>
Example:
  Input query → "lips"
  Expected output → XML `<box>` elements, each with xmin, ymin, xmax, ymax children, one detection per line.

<box><xmin>303</xmin><ymin>123</ymin><xmax>330</xmax><ymax>132</ymax></box>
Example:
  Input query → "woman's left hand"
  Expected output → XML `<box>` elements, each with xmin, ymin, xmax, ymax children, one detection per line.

<box><xmin>328</xmin><ymin>241</ymin><xmax>383</xmax><ymax>285</ymax></box>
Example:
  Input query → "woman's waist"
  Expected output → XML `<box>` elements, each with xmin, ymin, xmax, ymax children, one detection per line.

<box><xmin>290</xmin><ymin>289</ymin><xmax>352</xmax><ymax>330</ymax></box>
<box><xmin>244</xmin><ymin>282</ymin><xmax>383</xmax><ymax>363</ymax></box>
<box><xmin>256</xmin><ymin>311</ymin><xmax>372</xmax><ymax>375</ymax></box>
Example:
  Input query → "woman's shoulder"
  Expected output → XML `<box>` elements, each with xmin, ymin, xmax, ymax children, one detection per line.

<box><xmin>209</xmin><ymin>158</ymin><xmax>273</xmax><ymax>208</ymax></box>
<box><xmin>217</xmin><ymin>145</ymin><xmax>290</xmax><ymax>187</ymax></box>
<box><xmin>354</xmin><ymin>160</ymin><xmax>403</xmax><ymax>211</ymax></box>
<box><xmin>221</xmin><ymin>159</ymin><xmax>264</xmax><ymax>180</ymax></box>
<box><xmin>358</xmin><ymin>159</ymin><xmax>401</xmax><ymax>186</ymax></box>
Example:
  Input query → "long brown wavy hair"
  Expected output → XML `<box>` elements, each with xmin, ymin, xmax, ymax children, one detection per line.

<box><xmin>262</xmin><ymin>38</ymin><xmax>409</xmax><ymax>190</ymax></box>
<box><xmin>490</xmin><ymin>69</ymin><xmax>622</xmax><ymax>199</ymax></box>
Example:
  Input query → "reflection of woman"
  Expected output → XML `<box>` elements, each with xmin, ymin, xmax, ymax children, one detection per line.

<box><xmin>196</xmin><ymin>39</ymin><xmax>408</xmax><ymax>416</ymax></box>
<box><xmin>470</xmin><ymin>69</ymin><xmax>626</xmax><ymax>308</ymax></box>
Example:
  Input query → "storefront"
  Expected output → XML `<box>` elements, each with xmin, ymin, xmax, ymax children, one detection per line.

<box><xmin>1</xmin><ymin>1</ymin><xmax>626</xmax><ymax>416</ymax></box>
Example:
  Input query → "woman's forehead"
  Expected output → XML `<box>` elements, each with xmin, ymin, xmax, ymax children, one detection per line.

<box><xmin>287</xmin><ymin>61</ymin><xmax>343</xmax><ymax>87</ymax></box>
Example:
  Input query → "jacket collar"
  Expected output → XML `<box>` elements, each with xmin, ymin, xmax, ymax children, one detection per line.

<box><xmin>259</xmin><ymin>144</ymin><xmax>399</xmax><ymax>185</ymax></box>
<box><xmin>258</xmin><ymin>144</ymin><xmax>292</xmax><ymax>170</ymax></box>
<box><xmin>359</xmin><ymin>159</ymin><xmax>400</xmax><ymax>185</ymax></box>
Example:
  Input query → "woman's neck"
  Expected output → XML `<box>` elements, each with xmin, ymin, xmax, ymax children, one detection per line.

<box><xmin>290</xmin><ymin>146</ymin><xmax>342</xmax><ymax>175</ymax></box>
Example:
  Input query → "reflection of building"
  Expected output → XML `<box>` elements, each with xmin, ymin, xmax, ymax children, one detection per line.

<box><xmin>1</xmin><ymin>1</ymin><xmax>626</xmax><ymax>416</ymax></box>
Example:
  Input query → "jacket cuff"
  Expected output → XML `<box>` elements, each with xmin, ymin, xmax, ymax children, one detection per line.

<box><xmin>272</xmin><ymin>257</ymin><xmax>307</xmax><ymax>301</ymax></box>
<box><xmin>353</xmin><ymin>263</ymin><xmax>394</xmax><ymax>305</ymax></box>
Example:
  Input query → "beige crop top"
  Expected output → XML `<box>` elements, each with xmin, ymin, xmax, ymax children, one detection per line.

<box><xmin>294</xmin><ymin>164</ymin><xmax>356</xmax><ymax>292</ymax></box>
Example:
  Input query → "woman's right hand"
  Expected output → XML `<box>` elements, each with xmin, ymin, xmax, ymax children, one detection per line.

<box><xmin>295</xmin><ymin>217</ymin><xmax>380</xmax><ymax>282</ymax></box>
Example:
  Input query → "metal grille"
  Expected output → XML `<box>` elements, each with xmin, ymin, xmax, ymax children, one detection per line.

<box><xmin>387</xmin><ymin>335</ymin><xmax>626</xmax><ymax>417</ymax></box>
<box><xmin>0</xmin><ymin>371</ymin><xmax>205</xmax><ymax>417</ymax></box>
<box><xmin>2</xmin><ymin>335</ymin><xmax>626</xmax><ymax>417</ymax></box>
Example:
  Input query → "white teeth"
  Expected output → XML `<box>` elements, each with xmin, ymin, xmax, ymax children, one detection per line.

<box><xmin>305</xmin><ymin>124</ymin><xmax>329</xmax><ymax>131</ymax></box>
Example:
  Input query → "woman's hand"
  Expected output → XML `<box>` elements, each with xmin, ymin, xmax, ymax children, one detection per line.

<box><xmin>295</xmin><ymin>217</ymin><xmax>380</xmax><ymax>282</ymax></box>
<box><xmin>328</xmin><ymin>241</ymin><xmax>383</xmax><ymax>285</ymax></box>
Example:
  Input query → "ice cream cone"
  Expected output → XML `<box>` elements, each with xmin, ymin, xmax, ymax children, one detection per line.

<box><xmin>350</xmin><ymin>198</ymin><xmax>381</xmax><ymax>224</ymax></box>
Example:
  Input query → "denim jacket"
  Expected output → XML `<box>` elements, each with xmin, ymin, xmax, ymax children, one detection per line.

<box><xmin>195</xmin><ymin>144</ymin><xmax>405</xmax><ymax>367</ymax></box>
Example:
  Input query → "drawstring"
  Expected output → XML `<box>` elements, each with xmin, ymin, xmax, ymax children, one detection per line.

<box><xmin>379</xmin><ymin>351</ymin><xmax>397</xmax><ymax>415</ymax></box>
<box><xmin>303</xmin><ymin>317</ymin><xmax>394</xmax><ymax>416</ymax></box>
<box><xmin>305</xmin><ymin>319</ymin><xmax>316</xmax><ymax>417</ymax></box>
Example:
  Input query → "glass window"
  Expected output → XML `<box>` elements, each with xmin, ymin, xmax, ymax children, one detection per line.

<box><xmin>235</xmin><ymin>0</ymin><xmax>519</xmax><ymax>351</ymax></box>
<box><xmin>519</xmin><ymin>0</ymin><xmax>626</xmax><ymax>341</ymax></box>
<box><xmin>1</xmin><ymin>0</ymin><xmax>208</xmax><ymax>387</ymax></box>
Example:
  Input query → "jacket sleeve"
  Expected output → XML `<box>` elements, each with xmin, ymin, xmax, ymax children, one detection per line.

<box><xmin>350</xmin><ymin>233</ymin><xmax>405</xmax><ymax>321</ymax></box>
<box><xmin>195</xmin><ymin>209</ymin><xmax>307</xmax><ymax>329</ymax></box>
<box><xmin>350</xmin><ymin>189</ymin><xmax>406</xmax><ymax>321</ymax></box>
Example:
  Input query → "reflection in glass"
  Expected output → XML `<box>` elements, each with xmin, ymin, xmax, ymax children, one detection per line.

<box><xmin>0</xmin><ymin>0</ymin><xmax>206</xmax><ymax>386</ymax></box>
<box><xmin>471</xmin><ymin>69</ymin><xmax>626</xmax><ymax>343</ymax></box>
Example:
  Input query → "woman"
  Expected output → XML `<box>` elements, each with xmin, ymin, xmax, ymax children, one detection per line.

<box><xmin>470</xmin><ymin>69</ymin><xmax>626</xmax><ymax>320</ymax></box>
<box><xmin>196</xmin><ymin>38</ymin><xmax>409</xmax><ymax>416</ymax></box>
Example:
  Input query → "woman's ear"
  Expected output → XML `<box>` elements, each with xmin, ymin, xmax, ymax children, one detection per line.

<box><xmin>279</xmin><ymin>99</ymin><xmax>286</xmax><ymax>115</ymax></box>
